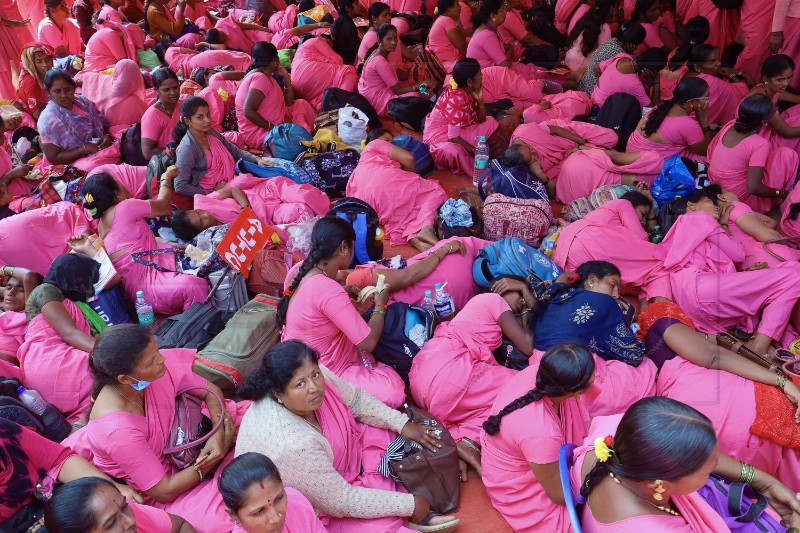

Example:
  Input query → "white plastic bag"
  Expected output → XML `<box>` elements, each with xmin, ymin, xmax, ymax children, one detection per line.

<box><xmin>337</xmin><ymin>105</ymin><xmax>369</xmax><ymax>150</ymax></box>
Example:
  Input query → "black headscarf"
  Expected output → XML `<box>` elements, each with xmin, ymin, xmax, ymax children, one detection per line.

<box><xmin>43</xmin><ymin>254</ymin><xmax>100</xmax><ymax>303</ymax></box>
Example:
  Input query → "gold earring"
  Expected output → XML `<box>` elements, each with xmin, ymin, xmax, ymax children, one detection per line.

<box><xmin>652</xmin><ymin>479</ymin><xmax>666</xmax><ymax>501</ymax></box>
<box><xmin>589</xmin><ymin>282</ymin><xmax>594</xmax><ymax>288</ymax></box>
<box><xmin>277</xmin><ymin>398</ymin><xmax>283</xmax><ymax>404</ymax></box>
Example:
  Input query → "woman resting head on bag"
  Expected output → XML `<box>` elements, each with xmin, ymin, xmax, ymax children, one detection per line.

<box><xmin>218</xmin><ymin>452</ymin><xmax>328</xmax><ymax>533</ymax></box>
<box><xmin>234</xmin><ymin>340</ymin><xmax>461</xmax><ymax>533</ymax></box>
<box><xmin>578</xmin><ymin>396</ymin><xmax>800</xmax><ymax>531</ymax></box>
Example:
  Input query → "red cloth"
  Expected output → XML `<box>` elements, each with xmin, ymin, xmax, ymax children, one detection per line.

<box><xmin>436</xmin><ymin>86</ymin><xmax>478</xmax><ymax>127</ymax></box>
<box><xmin>751</xmin><ymin>375</ymin><xmax>800</xmax><ymax>450</ymax></box>
<box><xmin>635</xmin><ymin>301</ymin><xmax>695</xmax><ymax>341</ymax></box>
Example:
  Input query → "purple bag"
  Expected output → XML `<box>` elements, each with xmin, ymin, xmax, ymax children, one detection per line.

<box><xmin>163</xmin><ymin>386</ymin><xmax>225</xmax><ymax>469</ymax></box>
<box><xmin>696</xmin><ymin>474</ymin><xmax>783</xmax><ymax>532</ymax></box>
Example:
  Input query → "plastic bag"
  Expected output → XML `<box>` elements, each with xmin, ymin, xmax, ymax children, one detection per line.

<box><xmin>651</xmin><ymin>154</ymin><xmax>696</xmax><ymax>207</ymax></box>
<box><xmin>285</xmin><ymin>215</ymin><xmax>321</xmax><ymax>254</ymax></box>
<box><xmin>337</xmin><ymin>105</ymin><xmax>369</xmax><ymax>150</ymax></box>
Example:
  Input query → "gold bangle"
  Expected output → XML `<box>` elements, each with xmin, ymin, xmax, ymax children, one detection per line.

<box><xmin>197</xmin><ymin>468</ymin><xmax>204</xmax><ymax>482</ymax></box>
<box><xmin>738</xmin><ymin>461</ymin><xmax>748</xmax><ymax>483</ymax></box>
<box><xmin>431</xmin><ymin>250</ymin><xmax>442</xmax><ymax>261</ymax></box>
<box><xmin>373</xmin><ymin>309</ymin><xmax>386</xmax><ymax>316</ymax></box>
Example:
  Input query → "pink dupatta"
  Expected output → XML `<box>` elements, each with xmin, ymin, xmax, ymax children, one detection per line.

<box><xmin>316</xmin><ymin>379</ymin><xmax>363</xmax><ymax>485</ymax></box>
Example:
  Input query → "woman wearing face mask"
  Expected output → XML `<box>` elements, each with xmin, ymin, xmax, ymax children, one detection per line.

<box><xmin>174</xmin><ymin>96</ymin><xmax>268</xmax><ymax>196</ymax></box>
<box><xmin>707</xmin><ymin>94</ymin><xmax>797</xmax><ymax>214</ymax></box>
<box><xmin>554</xmin><ymin>192</ymin><xmax>671</xmax><ymax>302</ymax></box>
<box><xmin>575</xmin><ymin>396</ymin><xmax>800</xmax><ymax>531</ymax></box>
<box><xmin>531</xmin><ymin>261</ymin><xmax>646</xmax><ymax>366</ymax></box>
<box><xmin>38</xmin><ymin>0</ymin><xmax>83</xmax><ymax>57</ymax></box>
<box><xmin>660</xmin><ymin>188</ymin><xmax>800</xmax><ymax>355</ymax></box>
<box><xmin>219</xmin><ymin>453</ymin><xmax>326</xmax><ymax>533</ymax></box>
<box><xmin>62</xmin><ymin>324</ymin><xmax>248</xmax><ymax>533</ymax></box>
<box><xmin>626</xmin><ymin>77</ymin><xmax>715</xmax><ymax>161</ymax></box>
<box><xmin>236</xmin><ymin>41</ymin><xmax>316</xmax><ymax>150</ymax></box>
<box><xmin>45</xmin><ymin>477</ymin><xmax>196</xmax><ymax>533</ymax></box>
<box><xmin>16</xmin><ymin>253</ymin><xmax>103</xmax><ymax>424</ymax></box>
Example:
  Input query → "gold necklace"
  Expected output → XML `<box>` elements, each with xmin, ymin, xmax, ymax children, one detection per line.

<box><xmin>609</xmin><ymin>473</ymin><xmax>680</xmax><ymax>517</ymax></box>
<box><xmin>113</xmin><ymin>385</ymin><xmax>145</xmax><ymax>414</ymax></box>
<box><xmin>314</xmin><ymin>265</ymin><xmax>331</xmax><ymax>278</ymax></box>
<box><xmin>302</xmin><ymin>413</ymin><xmax>322</xmax><ymax>433</ymax></box>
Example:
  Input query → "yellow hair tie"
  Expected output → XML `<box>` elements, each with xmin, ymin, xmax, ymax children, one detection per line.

<box><xmin>361</xmin><ymin>139</ymin><xmax>367</xmax><ymax>149</ymax></box>
<box><xmin>449</xmin><ymin>77</ymin><xmax>458</xmax><ymax>90</ymax></box>
<box><xmin>84</xmin><ymin>193</ymin><xmax>94</xmax><ymax>204</ymax></box>
<box><xmin>434</xmin><ymin>6</ymin><xmax>439</xmax><ymax>14</ymax></box>
<box><xmin>593</xmin><ymin>436</ymin><xmax>614</xmax><ymax>463</ymax></box>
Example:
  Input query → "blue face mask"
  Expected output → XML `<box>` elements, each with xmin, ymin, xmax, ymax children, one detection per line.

<box><xmin>127</xmin><ymin>376</ymin><xmax>152</xmax><ymax>391</ymax></box>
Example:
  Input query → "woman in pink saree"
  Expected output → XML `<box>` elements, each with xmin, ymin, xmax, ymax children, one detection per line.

<box><xmin>481</xmin><ymin>342</ymin><xmax>654</xmax><ymax>533</ymax></box>
<box><xmin>278</xmin><ymin>217</ymin><xmax>407</xmax><ymax>408</ymax></box>
<box><xmin>164</xmin><ymin>47</ymin><xmax>252</xmax><ymax>79</ymax></box>
<box><xmin>213</xmin><ymin>13</ymin><xmax>274</xmax><ymax>55</ymax></box>
<box><xmin>37</xmin><ymin>70</ymin><xmax>122</xmax><ymax>172</ymax></box>
<box><xmin>81</xmin><ymin>168</ymin><xmax>209</xmax><ymax>315</ymax></box>
<box><xmin>428</xmin><ymin>0</ymin><xmax>467</xmax><ymax>72</ymax></box>
<box><xmin>235</xmin><ymin>341</ymin><xmax>460</xmax><ymax>533</ymax></box>
<box><xmin>38</xmin><ymin>0</ymin><xmax>83</xmax><ymax>57</ymax></box>
<box><xmin>556</xmin><ymin>148</ymin><xmax>663</xmax><ymax>204</ymax></box>
<box><xmin>18</xmin><ymin>254</ymin><xmax>101</xmax><ymax>423</ymax></box>
<box><xmin>141</xmin><ymin>68</ymin><xmax>181</xmax><ymax>160</ymax></box>
<box><xmin>660</xmin><ymin>191</ymin><xmax>800</xmax><ymax>354</ymax></box>
<box><xmin>747</xmin><ymin>54</ymin><xmax>800</xmax><ymax>153</ymax></box>
<box><xmin>220</xmin><ymin>453</ymin><xmax>328</xmax><ymax>533</ymax></box>
<box><xmin>479</xmin><ymin>66</ymin><xmax>545</xmax><ymax>110</ymax></box>
<box><xmin>592</xmin><ymin>50</ymin><xmax>665</xmax><ymax>108</ymax></box>
<box><xmin>424</xmin><ymin>58</ymin><xmax>498</xmax><ymax>175</ymax></box>
<box><xmin>465</xmin><ymin>0</ymin><xmax>513</xmax><ymax>68</ymax></box>
<box><xmin>574</xmin><ymin>397</ymin><xmax>800</xmax><ymax>532</ymax></box>
<box><xmin>780</xmin><ymin>184</ymin><xmax>800</xmax><ymax>237</ymax></box>
<box><xmin>626</xmin><ymin>77</ymin><xmax>714</xmax><ymax>161</ymax></box>
<box><xmin>410</xmin><ymin>285</ymin><xmax>534</xmax><ymax>476</ymax></box>
<box><xmin>88</xmin><ymin>163</ymin><xmax>148</xmax><ymax>199</ymax></box>
<box><xmin>236</xmin><ymin>42</ymin><xmax>316</xmax><ymax>149</ymax></box>
<box><xmin>62</xmin><ymin>325</ymin><xmax>249</xmax><ymax>533</ymax></box>
<box><xmin>80</xmin><ymin>59</ymin><xmax>149</xmax><ymax>127</ymax></box>
<box><xmin>707</xmin><ymin>95</ymin><xmax>796</xmax><ymax>214</ymax></box>
<box><xmin>0</xmin><ymin>0</ymin><xmax>34</xmax><ymax>99</ymax></box>
<box><xmin>82</xmin><ymin>21</ymin><xmax>139</xmax><ymax>73</ymax></box>
<box><xmin>554</xmin><ymin>194</ymin><xmax>671</xmax><ymax>300</ymax></box>
<box><xmin>347</xmin><ymin>130</ymin><xmax>446</xmax><ymax>251</ymax></box>
<box><xmin>683</xmin><ymin>44</ymin><xmax>752</xmax><ymax>125</ymax></box>
<box><xmin>291</xmin><ymin>35</ymin><xmax>359</xmax><ymax>111</ymax></box>
<box><xmin>510</xmin><ymin>119</ymin><xmax>618</xmax><ymax>185</ymax></box>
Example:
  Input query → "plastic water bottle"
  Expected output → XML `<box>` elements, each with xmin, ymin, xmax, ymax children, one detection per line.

<box><xmin>472</xmin><ymin>136</ymin><xmax>490</xmax><ymax>187</ymax></box>
<box><xmin>419</xmin><ymin>290</ymin><xmax>435</xmax><ymax>314</ymax></box>
<box><xmin>135</xmin><ymin>290</ymin><xmax>155</xmax><ymax>326</ymax></box>
<box><xmin>16</xmin><ymin>386</ymin><xmax>72</xmax><ymax>436</ymax></box>
<box><xmin>433</xmin><ymin>283</ymin><xmax>455</xmax><ymax>321</ymax></box>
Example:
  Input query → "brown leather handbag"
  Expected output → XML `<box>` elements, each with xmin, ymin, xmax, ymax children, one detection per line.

<box><xmin>389</xmin><ymin>405</ymin><xmax>460</xmax><ymax>515</ymax></box>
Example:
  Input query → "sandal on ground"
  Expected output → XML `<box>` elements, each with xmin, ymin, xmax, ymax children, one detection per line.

<box><xmin>409</xmin><ymin>512</ymin><xmax>460</xmax><ymax>533</ymax></box>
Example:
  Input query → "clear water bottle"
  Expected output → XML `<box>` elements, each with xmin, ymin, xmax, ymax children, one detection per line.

<box><xmin>16</xmin><ymin>386</ymin><xmax>72</xmax><ymax>436</ymax></box>
<box><xmin>472</xmin><ymin>136</ymin><xmax>490</xmax><ymax>187</ymax></box>
<box><xmin>433</xmin><ymin>282</ymin><xmax>455</xmax><ymax>321</ymax></box>
<box><xmin>135</xmin><ymin>290</ymin><xmax>155</xmax><ymax>326</ymax></box>
<box><xmin>420</xmin><ymin>290</ymin><xmax>435</xmax><ymax>314</ymax></box>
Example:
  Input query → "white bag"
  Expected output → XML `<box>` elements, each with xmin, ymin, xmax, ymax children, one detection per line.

<box><xmin>337</xmin><ymin>105</ymin><xmax>369</xmax><ymax>150</ymax></box>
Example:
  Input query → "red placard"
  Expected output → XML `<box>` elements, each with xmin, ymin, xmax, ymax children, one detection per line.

<box><xmin>215</xmin><ymin>208</ymin><xmax>276</xmax><ymax>277</ymax></box>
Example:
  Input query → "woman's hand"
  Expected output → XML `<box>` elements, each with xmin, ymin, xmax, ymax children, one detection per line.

<box><xmin>97</xmin><ymin>134</ymin><xmax>114</xmax><ymax>150</ymax></box>
<box><xmin>756</xmin><ymin>477</ymin><xmax>800</xmax><ymax>527</ymax></box>
<box><xmin>373</xmin><ymin>285</ymin><xmax>390</xmax><ymax>307</ymax></box>
<box><xmin>444</xmin><ymin>240</ymin><xmax>467</xmax><ymax>256</ymax></box>
<box><xmin>745</xmin><ymin>261</ymin><xmax>769</xmax><ymax>271</ymax></box>
<box><xmin>116</xmin><ymin>483</ymin><xmax>144</xmax><ymax>504</ymax></box>
<box><xmin>213</xmin><ymin>180</ymin><xmax>227</xmax><ymax>191</ymax></box>
<box><xmin>6</xmin><ymin>165</ymin><xmax>32</xmax><ymax>181</ymax></box>
<box><xmin>769</xmin><ymin>31</ymin><xmax>785</xmax><ymax>53</ymax></box>
<box><xmin>83</xmin><ymin>142</ymin><xmax>101</xmax><ymax>155</ymax></box>
<box><xmin>491</xmin><ymin>277</ymin><xmax>529</xmax><ymax>296</ymax></box>
<box><xmin>275</xmin><ymin>65</ymin><xmax>291</xmax><ymax>80</ymax></box>
<box><xmin>401</xmin><ymin>421</ymin><xmax>443</xmax><ymax>453</ymax></box>
<box><xmin>67</xmin><ymin>234</ymin><xmax>94</xmax><ymax>255</ymax></box>
<box><xmin>255</xmin><ymin>157</ymin><xmax>274</xmax><ymax>167</ymax></box>
<box><xmin>194</xmin><ymin>411</ymin><xmax>234</xmax><ymax>471</ymax></box>
<box><xmin>782</xmin><ymin>381</ymin><xmax>800</xmax><ymax>422</ymax></box>
<box><xmin>470</xmin><ymin>87</ymin><xmax>483</xmax><ymax>102</ymax></box>
<box><xmin>718</xmin><ymin>202</ymin><xmax>734</xmax><ymax>226</ymax></box>
<box><xmin>162</xmin><ymin>165</ymin><xmax>179</xmax><ymax>182</ymax></box>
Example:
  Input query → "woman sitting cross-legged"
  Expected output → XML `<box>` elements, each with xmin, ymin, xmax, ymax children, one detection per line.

<box><xmin>575</xmin><ymin>396</ymin><xmax>800</xmax><ymax>531</ymax></box>
<box><xmin>235</xmin><ymin>340</ymin><xmax>460</xmax><ymax>533</ymax></box>
<box><xmin>346</xmin><ymin>129</ymin><xmax>447</xmax><ymax>251</ymax></box>
<box><xmin>62</xmin><ymin>324</ymin><xmax>250</xmax><ymax>533</ymax></box>
<box><xmin>218</xmin><ymin>452</ymin><xmax>327</xmax><ymax>533</ymax></box>
<box><xmin>173</xmin><ymin>96</ymin><xmax>269</xmax><ymax>197</ymax></box>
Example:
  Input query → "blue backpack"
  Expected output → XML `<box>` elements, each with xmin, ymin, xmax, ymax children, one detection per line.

<box><xmin>235</xmin><ymin>158</ymin><xmax>315</xmax><ymax>185</ymax></box>
<box><xmin>478</xmin><ymin>159</ymin><xmax>548</xmax><ymax>201</ymax></box>
<box><xmin>327</xmin><ymin>197</ymin><xmax>384</xmax><ymax>267</ymax></box>
<box><xmin>265</xmin><ymin>123</ymin><xmax>312</xmax><ymax>161</ymax></box>
<box><xmin>393</xmin><ymin>134</ymin><xmax>435</xmax><ymax>177</ymax></box>
<box><xmin>473</xmin><ymin>237</ymin><xmax>563</xmax><ymax>288</ymax></box>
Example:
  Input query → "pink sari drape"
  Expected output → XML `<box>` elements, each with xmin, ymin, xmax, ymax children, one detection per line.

<box><xmin>556</xmin><ymin>149</ymin><xmax>663</xmax><ymax>204</ymax></box>
<box><xmin>214</xmin><ymin>14</ymin><xmax>273</xmax><ymax>54</ymax></box>
<box><xmin>80</xmin><ymin>59</ymin><xmax>149</xmax><ymax>127</ymax></box>
<box><xmin>82</xmin><ymin>22</ymin><xmax>139</xmax><ymax>73</ymax></box>
<box><xmin>291</xmin><ymin>37</ymin><xmax>359</xmax><ymax>111</ymax></box>
<box><xmin>18</xmin><ymin>299</ymin><xmax>93</xmax><ymax>423</ymax></box>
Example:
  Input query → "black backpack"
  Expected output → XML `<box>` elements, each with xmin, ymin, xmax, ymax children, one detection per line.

<box><xmin>367</xmin><ymin>302</ymin><xmax>436</xmax><ymax>386</ymax></box>
<box><xmin>145</xmin><ymin>142</ymin><xmax>176</xmax><ymax>198</ymax></box>
<box><xmin>153</xmin><ymin>302</ymin><xmax>230</xmax><ymax>349</ymax></box>
<box><xmin>321</xmin><ymin>87</ymin><xmax>383</xmax><ymax>129</ymax></box>
<box><xmin>0</xmin><ymin>378</ymin><xmax>72</xmax><ymax>442</ymax></box>
<box><xmin>492</xmin><ymin>338</ymin><xmax>529</xmax><ymax>370</ymax></box>
<box><xmin>327</xmin><ymin>197</ymin><xmax>384</xmax><ymax>267</ymax></box>
<box><xmin>388</xmin><ymin>96</ymin><xmax>435</xmax><ymax>132</ymax></box>
<box><xmin>594</xmin><ymin>92</ymin><xmax>642</xmax><ymax>151</ymax></box>
<box><xmin>121</xmin><ymin>123</ymin><xmax>149</xmax><ymax>166</ymax></box>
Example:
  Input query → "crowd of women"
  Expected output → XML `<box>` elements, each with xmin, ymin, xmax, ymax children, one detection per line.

<box><xmin>2</xmin><ymin>0</ymin><xmax>800</xmax><ymax>530</ymax></box>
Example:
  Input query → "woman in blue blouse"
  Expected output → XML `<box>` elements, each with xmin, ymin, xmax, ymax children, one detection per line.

<box><xmin>529</xmin><ymin>260</ymin><xmax>646</xmax><ymax>366</ymax></box>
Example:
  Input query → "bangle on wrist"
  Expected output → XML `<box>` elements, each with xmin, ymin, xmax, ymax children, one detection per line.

<box><xmin>431</xmin><ymin>250</ymin><xmax>442</xmax><ymax>261</ymax></box>
<box><xmin>373</xmin><ymin>309</ymin><xmax>387</xmax><ymax>316</ymax></box>
<box><xmin>777</xmin><ymin>374</ymin><xmax>788</xmax><ymax>391</ymax></box>
<box><xmin>197</xmin><ymin>468</ymin><xmax>204</xmax><ymax>482</ymax></box>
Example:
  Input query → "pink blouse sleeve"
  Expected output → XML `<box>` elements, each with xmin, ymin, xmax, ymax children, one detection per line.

<box><xmin>318</xmin><ymin>280</ymin><xmax>371</xmax><ymax>346</ymax></box>
<box><xmin>116</xmin><ymin>199</ymin><xmax>153</xmax><ymax>225</ymax></box>
<box><xmin>747</xmin><ymin>138</ymin><xmax>769</xmax><ymax>168</ymax></box>
<box><xmin>374</xmin><ymin>56</ymin><xmax>400</xmax><ymax>88</ymax></box>
<box><xmin>610</xmin><ymin>199</ymin><xmax>649</xmax><ymax>240</ymax></box>
<box><xmin>38</xmin><ymin>21</ymin><xmax>61</xmax><ymax>49</ymax></box>
<box><xmin>630</xmin><ymin>77</ymin><xmax>651</xmax><ymax>107</ymax></box>
<box><xmin>130</xmin><ymin>501</ymin><xmax>174</xmax><ymax>532</ymax></box>
<box><xmin>517</xmin><ymin>416</ymin><xmax>563</xmax><ymax>464</ymax></box>
<box><xmin>140</xmin><ymin>108</ymin><xmax>162</xmax><ymax>142</ymax></box>
<box><xmin>676</xmin><ymin>117</ymin><xmax>704</xmax><ymax>146</ymax></box>
<box><xmin>504</xmin><ymin>10</ymin><xmax>528</xmax><ymax>40</ymax></box>
<box><xmin>483</xmin><ymin>32</ymin><xmax>508</xmax><ymax>64</ymax></box>
<box><xmin>101</xmin><ymin>421</ymin><xmax>170</xmax><ymax>491</ymax></box>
